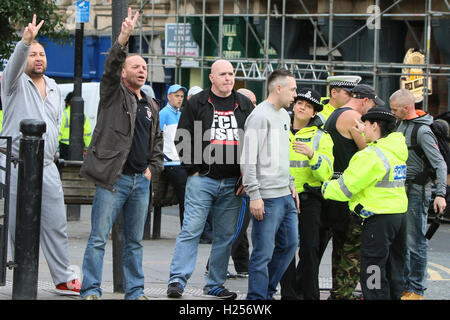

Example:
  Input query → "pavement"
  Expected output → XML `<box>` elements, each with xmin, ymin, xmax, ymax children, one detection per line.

<box><xmin>0</xmin><ymin>204</ymin><xmax>336</xmax><ymax>301</ymax></box>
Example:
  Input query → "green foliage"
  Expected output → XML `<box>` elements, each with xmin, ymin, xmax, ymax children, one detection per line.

<box><xmin>0</xmin><ymin>0</ymin><xmax>69</xmax><ymax>68</ymax></box>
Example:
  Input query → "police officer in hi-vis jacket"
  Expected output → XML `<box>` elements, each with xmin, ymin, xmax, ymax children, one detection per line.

<box><xmin>322</xmin><ymin>107</ymin><xmax>408</xmax><ymax>300</ymax></box>
<box><xmin>280</xmin><ymin>88</ymin><xmax>334</xmax><ymax>300</ymax></box>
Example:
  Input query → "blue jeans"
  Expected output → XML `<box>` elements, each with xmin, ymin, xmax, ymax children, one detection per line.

<box><xmin>247</xmin><ymin>195</ymin><xmax>299</xmax><ymax>300</ymax></box>
<box><xmin>80</xmin><ymin>174</ymin><xmax>150</xmax><ymax>300</ymax></box>
<box><xmin>403</xmin><ymin>183</ymin><xmax>430</xmax><ymax>296</ymax></box>
<box><xmin>168</xmin><ymin>175</ymin><xmax>241</xmax><ymax>293</ymax></box>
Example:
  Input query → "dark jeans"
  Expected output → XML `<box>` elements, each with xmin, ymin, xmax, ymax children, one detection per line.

<box><xmin>280</xmin><ymin>193</ymin><xmax>325</xmax><ymax>300</ymax></box>
<box><xmin>360</xmin><ymin>213</ymin><xmax>406</xmax><ymax>300</ymax></box>
<box><xmin>165</xmin><ymin>166</ymin><xmax>188</xmax><ymax>227</ymax></box>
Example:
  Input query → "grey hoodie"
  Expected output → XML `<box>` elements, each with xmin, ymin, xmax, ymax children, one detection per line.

<box><xmin>396</xmin><ymin>112</ymin><xmax>447</xmax><ymax>196</ymax></box>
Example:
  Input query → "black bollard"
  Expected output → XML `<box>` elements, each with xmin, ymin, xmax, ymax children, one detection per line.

<box><xmin>12</xmin><ymin>120</ymin><xmax>46</xmax><ymax>300</ymax></box>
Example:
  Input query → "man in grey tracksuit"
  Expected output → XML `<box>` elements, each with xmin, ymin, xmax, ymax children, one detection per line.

<box><xmin>390</xmin><ymin>89</ymin><xmax>447</xmax><ymax>300</ymax></box>
<box><xmin>0</xmin><ymin>16</ymin><xmax>79</xmax><ymax>293</ymax></box>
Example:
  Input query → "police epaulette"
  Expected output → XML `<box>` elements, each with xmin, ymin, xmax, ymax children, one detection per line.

<box><xmin>318</xmin><ymin>127</ymin><xmax>329</xmax><ymax>134</ymax></box>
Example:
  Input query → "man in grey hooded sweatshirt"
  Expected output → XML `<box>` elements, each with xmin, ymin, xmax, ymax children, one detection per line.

<box><xmin>390</xmin><ymin>89</ymin><xmax>447</xmax><ymax>300</ymax></box>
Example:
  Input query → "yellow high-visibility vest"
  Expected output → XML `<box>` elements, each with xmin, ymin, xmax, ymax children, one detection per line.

<box><xmin>317</xmin><ymin>97</ymin><xmax>336</xmax><ymax>125</ymax></box>
<box><xmin>290</xmin><ymin>124</ymin><xmax>334</xmax><ymax>193</ymax></box>
<box><xmin>58</xmin><ymin>106</ymin><xmax>92</xmax><ymax>150</ymax></box>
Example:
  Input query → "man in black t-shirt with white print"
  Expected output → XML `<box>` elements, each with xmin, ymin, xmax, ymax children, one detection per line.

<box><xmin>167</xmin><ymin>60</ymin><xmax>254</xmax><ymax>300</ymax></box>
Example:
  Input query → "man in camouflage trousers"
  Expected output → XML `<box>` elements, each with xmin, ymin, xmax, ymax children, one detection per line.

<box><xmin>322</xmin><ymin>84</ymin><xmax>381</xmax><ymax>299</ymax></box>
<box><xmin>328</xmin><ymin>214</ymin><xmax>361</xmax><ymax>299</ymax></box>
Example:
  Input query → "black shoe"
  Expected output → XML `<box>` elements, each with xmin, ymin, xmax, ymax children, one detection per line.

<box><xmin>167</xmin><ymin>282</ymin><xmax>184</xmax><ymax>298</ymax></box>
<box><xmin>236</xmin><ymin>271</ymin><xmax>249</xmax><ymax>278</ymax></box>
<box><xmin>206</xmin><ymin>286</ymin><xmax>237</xmax><ymax>300</ymax></box>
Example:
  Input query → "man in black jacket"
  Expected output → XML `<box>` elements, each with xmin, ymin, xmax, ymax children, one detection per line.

<box><xmin>79</xmin><ymin>9</ymin><xmax>163</xmax><ymax>300</ymax></box>
<box><xmin>167</xmin><ymin>60</ymin><xmax>254</xmax><ymax>300</ymax></box>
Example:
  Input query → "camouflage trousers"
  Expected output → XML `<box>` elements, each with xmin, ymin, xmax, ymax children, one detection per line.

<box><xmin>329</xmin><ymin>214</ymin><xmax>362</xmax><ymax>300</ymax></box>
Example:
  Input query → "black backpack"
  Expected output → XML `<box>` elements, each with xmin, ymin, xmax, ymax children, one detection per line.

<box><xmin>409</xmin><ymin>119</ymin><xmax>450</xmax><ymax>184</ymax></box>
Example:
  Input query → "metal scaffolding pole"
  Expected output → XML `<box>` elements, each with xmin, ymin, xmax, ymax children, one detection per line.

<box><xmin>219</xmin><ymin>0</ymin><xmax>224</xmax><ymax>58</ymax></box>
<box><xmin>423</xmin><ymin>0</ymin><xmax>432</xmax><ymax>111</ymax></box>
<box><xmin>280</xmin><ymin>0</ymin><xmax>286</xmax><ymax>65</ymax></box>
<box><xmin>372</xmin><ymin>0</ymin><xmax>380</xmax><ymax>90</ymax></box>
<box><xmin>201</xmin><ymin>0</ymin><xmax>205</xmax><ymax>86</ymax></box>
<box><xmin>135</xmin><ymin>0</ymin><xmax>449</xmax><ymax>110</ymax></box>
<box><xmin>328</xmin><ymin>0</ymin><xmax>334</xmax><ymax>87</ymax></box>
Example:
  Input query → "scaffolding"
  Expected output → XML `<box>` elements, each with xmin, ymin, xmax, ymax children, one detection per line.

<box><xmin>135</xmin><ymin>0</ymin><xmax>450</xmax><ymax>111</ymax></box>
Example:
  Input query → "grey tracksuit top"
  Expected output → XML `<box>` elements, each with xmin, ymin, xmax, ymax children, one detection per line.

<box><xmin>1</xmin><ymin>40</ymin><xmax>62</xmax><ymax>167</ymax></box>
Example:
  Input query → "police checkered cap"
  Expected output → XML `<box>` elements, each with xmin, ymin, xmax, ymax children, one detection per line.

<box><xmin>361</xmin><ymin>106</ymin><xmax>396</xmax><ymax>124</ymax></box>
<box><xmin>295</xmin><ymin>88</ymin><xmax>323</xmax><ymax>112</ymax></box>
<box><xmin>327</xmin><ymin>75</ymin><xmax>362</xmax><ymax>89</ymax></box>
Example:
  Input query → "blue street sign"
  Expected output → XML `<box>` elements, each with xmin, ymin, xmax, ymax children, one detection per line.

<box><xmin>76</xmin><ymin>1</ymin><xmax>90</xmax><ymax>23</ymax></box>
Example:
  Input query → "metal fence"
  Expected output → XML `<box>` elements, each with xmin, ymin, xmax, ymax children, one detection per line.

<box><xmin>0</xmin><ymin>137</ymin><xmax>12</xmax><ymax>286</ymax></box>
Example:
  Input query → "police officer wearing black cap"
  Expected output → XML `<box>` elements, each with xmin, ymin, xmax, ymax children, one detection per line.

<box><xmin>320</xmin><ymin>83</ymin><xmax>383</xmax><ymax>299</ymax></box>
<box><xmin>280</xmin><ymin>88</ymin><xmax>334</xmax><ymax>300</ymax></box>
<box><xmin>322</xmin><ymin>107</ymin><xmax>407</xmax><ymax>300</ymax></box>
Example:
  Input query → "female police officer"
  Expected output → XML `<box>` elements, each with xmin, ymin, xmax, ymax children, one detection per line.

<box><xmin>280</xmin><ymin>88</ymin><xmax>334</xmax><ymax>300</ymax></box>
<box><xmin>321</xmin><ymin>107</ymin><xmax>407</xmax><ymax>300</ymax></box>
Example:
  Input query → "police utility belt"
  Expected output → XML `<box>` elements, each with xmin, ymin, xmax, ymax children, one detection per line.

<box><xmin>332</xmin><ymin>172</ymin><xmax>343</xmax><ymax>179</ymax></box>
<box><xmin>331</xmin><ymin>172</ymin><xmax>372</xmax><ymax>223</ymax></box>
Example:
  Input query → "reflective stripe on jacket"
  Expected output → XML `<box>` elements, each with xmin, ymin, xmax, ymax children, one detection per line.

<box><xmin>59</xmin><ymin>106</ymin><xmax>92</xmax><ymax>150</ymax></box>
<box><xmin>290</xmin><ymin>123</ymin><xmax>334</xmax><ymax>193</ymax></box>
<box><xmin>321</xmin><ymin>132</ymin><xmax>408</xmax><ymax>218</ymax></box>
<box><xmin>317</xmin><ymin>98</ymin><xmax>335</xmax><ymax>125</ymax></box>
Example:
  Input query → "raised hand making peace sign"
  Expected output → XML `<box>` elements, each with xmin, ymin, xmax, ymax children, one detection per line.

<box><xmin>117</xmin><ymin>8</ymin><xmax>139</xmax><ymax>46</ymax></box>
<box><xmin>22</xmin><ymin>14</ymin><xmax>44</xmax><ymax>46</ymax></box>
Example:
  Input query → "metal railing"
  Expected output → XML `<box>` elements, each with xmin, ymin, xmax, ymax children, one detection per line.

<box><xmin>0</xmin><ymin>137</ymin><xmax>12</xmax><ymax>287</ymax></box>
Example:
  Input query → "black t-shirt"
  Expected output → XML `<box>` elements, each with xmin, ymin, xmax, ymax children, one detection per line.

<box><xmin>206</xmin><ymin>91</ymin><xmax>240</xmax><ymax>179</ymax></box>
<box><xmin>122</xmin><ymin>94</ymin><xmax>152</xmax><ymax>174</ymax></box>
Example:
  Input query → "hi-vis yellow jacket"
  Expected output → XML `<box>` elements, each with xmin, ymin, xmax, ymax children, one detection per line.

<box><xmin>290</xmin><ymin>117</ymin><xmax>334</xmax><ymax>193</ymax></box>
<box><xmin>321</xmin><ymin>132</ymin><xmax>408</xmax><ymax>218</ymax></box>
<box><xmin>59</xmin><ymin>106</ymin><xmax>92</xmax><ymax>150</ymax></box>
<box><xmin>317</xmin><ymin>97</ymin><xmax>335</xmax><ymax>125</ymax></box>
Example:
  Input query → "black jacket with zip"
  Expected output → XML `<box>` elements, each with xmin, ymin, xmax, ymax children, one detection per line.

<box><xmin>175</xmin><ymin>88</ymin><xmax>254</xmax><ymax>179</ymax></box>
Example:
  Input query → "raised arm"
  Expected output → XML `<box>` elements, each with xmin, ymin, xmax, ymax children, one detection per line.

<box><xmin>100</xmin><ymin>8</ymin><xmax>139</xmax><ymax>99</ymax></box>
<box><xmin>117</xmin><ymin>8</ymin><xmax>139</xmax><ymax>47</ymax></box>
<box><xmin>2</xmin><ymin>14</ymin><xmax>44</xmax><ymax>95</ymax></box>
